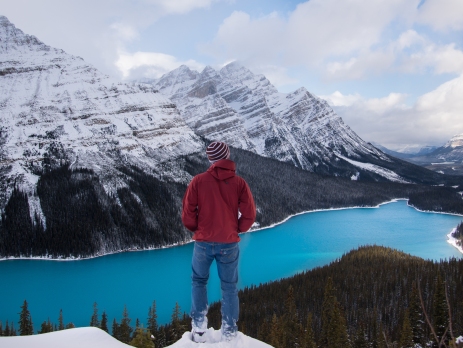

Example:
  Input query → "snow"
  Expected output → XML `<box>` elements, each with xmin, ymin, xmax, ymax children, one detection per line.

<box><xmin>168</xmin><ymin>329</ymin><xmax>273</xmax><ymax>348</ymax></box>
<box><xmin>447</xmin><ymin>228</ymin><xmax>463</xmax><ymax>254</ymax></box>
<box><xmin>336</xmin><ymin>154</ymin><xmax>410</xmax><ymax>183</ymax></box>
<box><xmin>0</xmin><ymin>327</ymin><xmax>131</xmax><ymax>348</ymax></box>
<box><xmin>0</xmin><ymin>328</ymin><xmax>273</xmax><ymax>348</ymax></box>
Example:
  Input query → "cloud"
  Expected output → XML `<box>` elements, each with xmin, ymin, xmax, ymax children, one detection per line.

<box><xmin>203</xmin><ymin>0</ymin><xmax>419</xmax><ymax>68</ymax></box>
<box><xmin>322</xmin><ymin>75</ymin><xmax>463</xmax><ymax>148</ymax></box>
<box><xmin>1</xmin><ymin>0</ymin><xmax>223</xmax><ymax>78</ymax></box>
<box><xmin>116</xmin><ymin>51</ymin><xmax>205</xmax><ymax>79</ymax></box>
<box><xmin>417</xmin><ymin>0</ymin><xmax>463</xmax><ymax>31</ymax></box>
<box><xmin>322</xmin><ymin>29</ymin><xmax>463</xmax><ymax>80</ymax></box>
<box><xmin>149</xmin><ymin>0</ymin><xmax>219</xmax><ymax>14</ymax></box>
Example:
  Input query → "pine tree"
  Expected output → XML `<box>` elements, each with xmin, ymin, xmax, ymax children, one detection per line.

<box><xmin>119</xmin><ymin>305</ymin><xmax>133</xmax><ymax>344</ymax></box>
<box><xmin>409</xmin><ymin>282</ymin><xmax>424</xmax><ymax>346</ymax></box>
<box><xmin>112</xmin><ymin>318</ymin><xmax>120</xmax><ymax>341</ymax></box>
<box><xmin>100</xmin><ymin>311</ymin><xmax>109</xmax><ymax>333</ymax></box>
<box><xmin>147</xmin><ymin>300</ymin><xmax>158</xmax><ymax>341</ymax></box>
<box><xmin>39</xmin><ymin>318</ymin><xmax>54</xmax><ymax>334</ymax></box>
<box><xmin>282</xmin><ymin>285</ymin><xmax>303</xmax><ymax>348</ymax></box>
<box><xmin>399</xmin><ymin>309</ymin><xmax>414</xmax><ymax>348</ymax></box>
<box><xmin>18</xmin><ymin>300</ymin><xmax>33</xmax><ymax>336</ymax></box>
<box><xmin>376</xmin><ymin>322</ymin><xmax>388</xmax><ymax>348</ymax></box>
<box><xmin>90</xmin><ymin>302</ymin><xmax>100</xmax><ymax>327</ymax></box>
<box><xmin>58</xmin><ymin>309</ymin><xmax>64</xmax><ymax>330</ymax></box>
<box><xmin>4</xmin><ymin>321</ymin><xmax>10</xmax><ymax>336</ymax></box>
<box><xmin>269</xmin><ymin>313</ymin><xmax>282</xmax><ymax>348</ymax></box>
<box><xmin>157</xmin><ymin>326</ymin><xmax>167</xmax><ymax>348</ymax></box>
<box><xmin>432</xmin><ymin>274</ymin><xmax>449</xmax><ymax>347</ymax></box>
<box><xmin>303</xmin><ymin>312</ymin><xmax>317</xmax><ymax>348</ymax></box>
<box><xmin>354</xmin><ymin>323</ymin><xmax>369</xmax><ymax>348</ymax></box>
<box><xmin>168</xmin><ymin>302</ymin><xmax>184</xmax><ymax>345</ymax></box>
<box><xmin>320</xmin><ymin>278</ymin><xmax>350</xmax><ymax>348</ymax></box>
<box><xmin>129</xmin><ymin>327</ymin><xmax>155</xmax><ymax>348</ymax></box>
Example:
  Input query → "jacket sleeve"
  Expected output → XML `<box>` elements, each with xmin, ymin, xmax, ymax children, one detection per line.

<box><xmin>238</xmin><ymin>180</ymin><xmax>256</xmax><ymax>232</ymax></box>
<box><xmin>182</xmin><ymin>178</ymin><xmax>198</xmax><ymax>232</ymax></box>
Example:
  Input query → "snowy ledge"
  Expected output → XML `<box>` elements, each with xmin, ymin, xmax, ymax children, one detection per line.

<box><xmin>0</xmin><ymin>327</ymin><xmax>273</xmax><ymax>348</ymax></box>
<box><xmin>447</xmin><ymin>228</ymin><xmax>463</xmax><ymax>254</ymax></box>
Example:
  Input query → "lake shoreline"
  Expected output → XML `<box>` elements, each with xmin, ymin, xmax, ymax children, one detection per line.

<box><xmin>2</xmin><ymin>198</ymin><xmax>462</xmax><ymax>262</ymax></box>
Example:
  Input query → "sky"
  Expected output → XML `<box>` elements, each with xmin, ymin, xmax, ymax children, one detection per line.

<box><xmin>2</xmin><ymin>0</ymin><xmax>463</xmax><ymax>151</ymax></box>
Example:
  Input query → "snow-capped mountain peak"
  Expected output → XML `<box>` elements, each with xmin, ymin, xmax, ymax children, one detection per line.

<box><xmin>151</xmin><ymin>61</ymin><xmax>387</xmax><ymax>175</ymax></box>
<box><xmin>445</xmin><ymin>133</ymin><xmax>463</xmax><ymax>148</ymax></box>
<box><xmin>0</xmin><ymin>15</ymin><xmax>203</xmax><ymax>210</ymax></box>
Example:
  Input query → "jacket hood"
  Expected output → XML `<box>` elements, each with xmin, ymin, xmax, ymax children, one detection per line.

<box><xmin>207</xmin><ymin>159</ymin><xmax>236</xmax><ymax>181</ymax></box>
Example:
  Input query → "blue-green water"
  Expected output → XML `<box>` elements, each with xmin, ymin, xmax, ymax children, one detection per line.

<box><xmin>0</xmin><ymin>201</ymin><xmax>461</xmax><ymax>329</ymax></box>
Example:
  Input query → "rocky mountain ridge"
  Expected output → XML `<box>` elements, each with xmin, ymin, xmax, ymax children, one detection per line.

<box><xmin>149</xmin><ymin>63</ymin><xmax>398</xmax><ymax>179</ymax></box>
<box><xmin>0</xmin><ymin>15</ymin><xmax>203</xmax><ymax>213</ymax></box>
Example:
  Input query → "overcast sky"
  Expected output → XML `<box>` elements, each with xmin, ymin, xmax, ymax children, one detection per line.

<box><xmin>2</xmin><ymin>0</ymin><xmax>463</xmax><ymax>150</ymax></box>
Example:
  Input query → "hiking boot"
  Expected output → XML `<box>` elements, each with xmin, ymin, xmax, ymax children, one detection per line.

<box><xmin>192</xmin><ymin>330</ymin><xmax>206</xmax><ymax>343</ymax></box>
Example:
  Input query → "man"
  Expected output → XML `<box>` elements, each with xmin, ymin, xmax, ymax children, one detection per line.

<box><xmin>182</xmin><ymin>141</ymin><xmax>256</xmax><ymax>342</ymax></box>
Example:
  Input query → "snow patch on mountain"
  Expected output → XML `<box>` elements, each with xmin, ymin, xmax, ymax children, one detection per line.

<box><xmin>336</xmin><ymin>154</ymin><xmax>410</xmax><ymax>183</ymax></box>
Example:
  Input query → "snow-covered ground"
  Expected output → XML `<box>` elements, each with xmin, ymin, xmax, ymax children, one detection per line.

<box><xmin>169</xmin><ymin>329</ymin><xmax>273</xmax><ymax>348</ymax></box>
<box><xmin>0</xmin><ymin>327</ymin><xmax>273</xmax><ymax>348</ymax></box>
<box><xmin>0</xmin><ymin>327</ymin><xmax>130</xmax><ymax>348</ymax></box>
<box><xmin>447</xmin><ymin>228</ymin><xmax>463</xmax><ymax>254</ymax></box>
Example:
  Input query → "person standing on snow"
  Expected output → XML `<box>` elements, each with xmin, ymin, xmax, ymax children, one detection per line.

<box><xmin>182</xmin><ymin>141</ymin><xmax>256</xmax><ymax>342</ymax></box>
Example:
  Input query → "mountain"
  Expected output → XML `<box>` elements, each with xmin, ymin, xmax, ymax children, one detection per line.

<box><xmin>150</xmin><ymin>63</ymin><xmax>390</xmax><ymax>175</ymax></box>
<box><xmin>148</xmin><ymin>63</ymin><xmax>457</xmax><ymax>184</ymax></box>
<box><xmin>371</xmin><ymin>143</ymin><xmax>439</xmax><ymax>159</ymax></box>
<box><xmin>402</xmin><ymin>133</ymin><xmax>463</xmax><ymax>175</ymax></box>
<box><xmin>0</xmin><ymin>15</ymin><xmax>203</xmax><ymax>209</ymax></box>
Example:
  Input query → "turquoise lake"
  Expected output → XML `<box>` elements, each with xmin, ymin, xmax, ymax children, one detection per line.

<box><xmin>0</xmin><ymin>200</ymin><xmax>462</xmax><ymax>329</ymax></box>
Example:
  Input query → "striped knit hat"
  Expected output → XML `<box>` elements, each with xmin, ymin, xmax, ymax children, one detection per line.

<box><xmin>206</xmin><ymin>141</ymin><xmax>230</xmax><ymax>163</ymax></box>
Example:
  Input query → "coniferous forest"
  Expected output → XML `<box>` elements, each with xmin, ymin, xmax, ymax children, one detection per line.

<box><xmin>1</xmin><ymin>147</ymin><xmax>462</xmax><ymax>258</ymax></box>
<box><xmin>2</xmin><ymin>246</ymin><xmax>462</xmax><ymax>348</ymax></box>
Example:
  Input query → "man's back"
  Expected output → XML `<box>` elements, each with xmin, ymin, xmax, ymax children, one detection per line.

<box><xmin>182</xmin><ymin>158</ymin><xmax>255</xmax><ymax>243</ymax></box>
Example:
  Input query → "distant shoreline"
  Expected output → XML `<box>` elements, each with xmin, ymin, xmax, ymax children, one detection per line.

<box><xmin>1</xmin><ymin>198</ymin><xmax>462</xmax><ymax>262</ymax></box>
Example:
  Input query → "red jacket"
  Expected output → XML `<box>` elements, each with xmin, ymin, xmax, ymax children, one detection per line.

<box><xmin>182</xmin><ymin>159</ymin><xmax>256</xmax><ymax>243</ymax></box>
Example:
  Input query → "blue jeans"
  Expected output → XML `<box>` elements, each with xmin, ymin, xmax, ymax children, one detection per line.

<box><xmin>191</xmin><ymin>241</ymin><xmax>239</xmax><ymax>337</ymax></box>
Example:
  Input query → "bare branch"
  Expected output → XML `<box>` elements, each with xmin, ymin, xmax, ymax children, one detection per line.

<box><xmin>444</xmin><ymin>280</ymin><xmax>455</xmax><ymax>345</ymax></box>
<box><xmin>417</xmin><ymin>280</ymin><xmax>441</xmax><ymax>347</ymax></box>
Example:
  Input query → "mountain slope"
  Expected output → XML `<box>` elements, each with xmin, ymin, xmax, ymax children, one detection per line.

<box><xmin>148</xmin><ymin>63</ymin><xmax>462</xmax><ymax>184</ymax></box>
<box><xmin>0</xmin><ymin>15</ymin><xmax>203</xmax><ymax>212</ymax></box>
<box><xmin>401</xmin><ymin>133</ymin><xmax>463</xmax><ymax>175</ymax></box>
<box><xmin>150</xmin><ymin>64</ymin><xmax>387</xmax><ymax>169</ymax></box>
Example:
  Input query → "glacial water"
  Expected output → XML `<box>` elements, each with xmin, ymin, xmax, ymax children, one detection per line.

<box><xmin>0</xmin><ymin>200</ymin><xmax>461</xmax><ymax>330</ymax></box>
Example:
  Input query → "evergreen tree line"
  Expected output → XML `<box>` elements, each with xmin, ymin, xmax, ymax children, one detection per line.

<box><xmin>452</xmin><ymin>222</ymin><xmax>463</xmax><ymax>246</ymax></box>
<box><xmin>0</xmin><ymin>165</ymin><xmax>189</xmax><ymax>258</ymax></box>
<box><xmin>1</xmin><ymin>147</ymin><xmax>463</xmax><ymax>258</ymax></box>
<box><xmin>205</xmin><ymin>245</ymin><xmax>463</xmax><ymax>348</ymax></box>
<box><xmin>0</xmin><ymin>300</ymin><xmax>75</xmax><ymax>337</ymax></box>
<box><xmin>0</xmin><ymin>299</ymin><xmax>190</xmax><ymax>348</ymax></box>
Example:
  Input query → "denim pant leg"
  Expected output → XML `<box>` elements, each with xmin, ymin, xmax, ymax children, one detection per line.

<box><xmin>191</xmin><ymin>242</ymin><xmax>214</xmax><ymax>331</ymax></box>
<box><xmin>216</xmin><ymin>243</ymin><xmax>239</xmax><ymax>336</ymax></box>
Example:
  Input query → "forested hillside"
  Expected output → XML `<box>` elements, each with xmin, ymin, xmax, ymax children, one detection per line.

<box><xmin>205</xmin><ymin>245</ymin><xmax>463</xmax><ymax>348</ymax></box>
<box><xmin>1</xmin><ymin>148</ymin><xmax>462</xmax><ymax>258</ymax></box>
